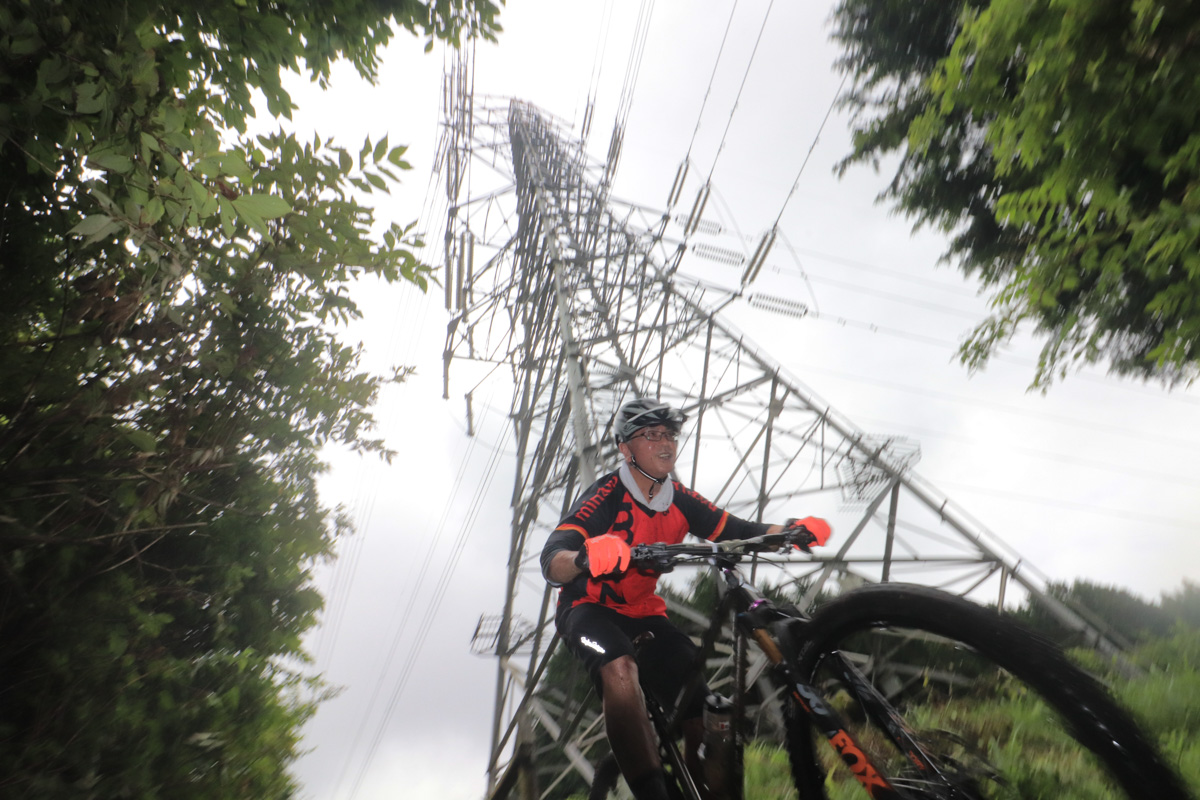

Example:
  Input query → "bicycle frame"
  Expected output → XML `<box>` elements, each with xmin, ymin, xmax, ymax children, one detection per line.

<box><xmin>639</xmin><ymin>542</ymin><xmax>954</xmax><ymax>800</ymax></box>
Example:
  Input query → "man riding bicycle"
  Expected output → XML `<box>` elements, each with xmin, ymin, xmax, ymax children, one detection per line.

<box><xmin>540</xmin><ymin>398</ymin><xmax>830</xmax><ymax>800</ymax></box>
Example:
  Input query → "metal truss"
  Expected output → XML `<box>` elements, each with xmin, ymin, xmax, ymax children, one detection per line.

<box><xmin>432</xmin><ymin>54</ymin><xmax>1121</xmax><ymax>800</ymax></box>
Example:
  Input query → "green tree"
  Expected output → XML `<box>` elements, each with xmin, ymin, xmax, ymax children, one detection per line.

<box><xmin>0</xmin><ymin>1</ymin><xmax>500</xmax><ymax>797</ymax></box>
<box><xmin>1015</xmin><ymin>579</ymin><xmax>1177</xmax><ymax>647</ymax></box>
<box><xmin>1161</xmin><ymin>579</ymin><xmax>1200</xmax><ymax>628</ymax></box>
<box><xmin>832</xmin><ymin>0</ymin><xmax>1200</xmax><ymax>387</ymax></box>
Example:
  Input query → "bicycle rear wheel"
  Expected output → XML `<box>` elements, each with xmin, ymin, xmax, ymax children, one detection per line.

<box><xmin>781</xmin><ymin>584</ymin><xmax>1190</xmax><ymax>799</ymax></box>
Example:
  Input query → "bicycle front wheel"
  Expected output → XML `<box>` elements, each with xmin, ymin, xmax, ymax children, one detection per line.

<box><xmin>781</xmin><ymin>584</ymin><xmax>1190</xmax><ymax>800</ymax></box>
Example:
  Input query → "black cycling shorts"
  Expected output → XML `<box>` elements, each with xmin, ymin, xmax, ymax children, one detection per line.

<box><xmin>557</xmin><ymin>602</ymin><xmax>708</xmax><ymax>720</ymax></box>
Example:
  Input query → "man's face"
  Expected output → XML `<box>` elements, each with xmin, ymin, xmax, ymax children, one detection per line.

<box><xmin>620</xmin><ymin>424</ymin><xmax>678</xmax><ymax>478</ymax></box>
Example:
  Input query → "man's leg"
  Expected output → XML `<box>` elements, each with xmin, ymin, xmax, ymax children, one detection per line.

<box><xmin>598</xmin><ymin>655</ymin><xmax>670</xmax><ymax>800</ymax></box>
<box><xmin>632</xmin><ymin>616</ymin><xmax>714</xmax><ymax>798</ymax></box>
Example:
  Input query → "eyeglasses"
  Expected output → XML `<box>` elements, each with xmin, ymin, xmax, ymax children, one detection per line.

<box><xmin>631</xmin><ymin>430</ymin><xmax>679</xmax><ymax>443</ymax></box>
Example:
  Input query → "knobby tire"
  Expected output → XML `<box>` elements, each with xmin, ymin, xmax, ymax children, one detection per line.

<box><xmin>781</xmin><ymin>584</ymin><xmax>1191</xmax><ymax>800</ymax></box>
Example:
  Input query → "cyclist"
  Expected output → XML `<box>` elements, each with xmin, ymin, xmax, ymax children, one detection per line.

<box><xmin>540</xmin><ymin>398</ymin><xmax>830</xmax><ymax>800</ymax></box>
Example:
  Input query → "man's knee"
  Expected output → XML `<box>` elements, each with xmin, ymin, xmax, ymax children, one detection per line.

<box><xmin>599</xmin><ymin>654</ymin><xmax>641</xmax><ymax>700</ymax></box>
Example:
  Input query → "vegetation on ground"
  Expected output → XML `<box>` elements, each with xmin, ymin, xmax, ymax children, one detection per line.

<box><xmin>555</xmin><ymin>578</ymin><xmax>1200</xmax><ymax>798</ymax></box>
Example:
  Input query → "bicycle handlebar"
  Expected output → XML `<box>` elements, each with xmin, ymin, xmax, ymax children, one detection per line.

<box><xmin>629</xmin><ymin>527</ymin><xmax>821</xmax><ymax>573</ymax></box>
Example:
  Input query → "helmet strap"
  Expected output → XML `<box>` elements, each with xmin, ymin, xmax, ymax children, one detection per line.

<box><xmin>630</xmin><ymin>457</ymin><xmax>667</xmax><ymax>499</ymax></box>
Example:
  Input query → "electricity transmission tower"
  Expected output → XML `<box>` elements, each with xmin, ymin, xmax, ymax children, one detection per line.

<box><xmin>431</xmin><ymin>55</ymin><xmax>1117</xmax><ymax>800</ymax></box>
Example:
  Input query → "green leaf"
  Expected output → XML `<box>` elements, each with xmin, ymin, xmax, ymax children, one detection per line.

<box><xmin>37</xmin><ymin>55</ymin><xmax>69</xmax><ymax>85</ymax></box>
<box><xmin>11</xmin><ymin>29</ymin><xmax>44</xmax><ymax>57</ymax></box>
<box><xmin>89</xmin><ymin>152</ymin><xmax>133</xmax><ymax>173</ymax></box>
<box><xmin>220</xmin><ymin>151</ymin><xmax>254</xmax><ymax>184</ymax></box>
<box><xmin>70</xmin><ymin>214</ymin><xmax>120</xmax><ymax>242</ymax></box>
<box><xmin>372</xmin><ymin>135</ymin><xmax>388</xmax><ymax>163</ymax></box>
<box><xmin>75</xmin><ymin>83</ymin><xmax>106</xmax><ymax>114</ymax></box>
<box><xmin>233</xmin><ymin>194</ymin><xmax>292</xmax><ymax>220</ymax></box>
<box><xmin>217</xmin><ymin>195</ymin><xmax>237</xmax><ymax>238</ymax></box>
<box><xmin>387</xmin><ymin>145</ymin><xmax>411</xmax><ymax>169</ymax></box>
<box><xmin>125</xmin><ymin>429</ymin><xmax>158</xmax><ymax>453</ymax></box>
<box><xmin>143</xmin><ymin>197</ymin><xmax>165</xmax><ymax>225</ymax></box>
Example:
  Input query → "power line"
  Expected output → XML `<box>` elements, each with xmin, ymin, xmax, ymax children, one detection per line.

<box><xmin>851</xmin><ymin>413</ymin><xmax>1196</xmax><ymax>488</ymax></box>
<box><xmin>702</xmin><ymin>0</ymin><xmax>776</xmax><ymax>186</ymax></box>
<box><xmin>600</xmin><ymin>0</ymin><xmax>656</xmax><ymax>188</ymax></box>
<box><xmin>736</xmin><ymin>234</ymin><xmax>1200</xmax><ymax>407</ymax></box>
<box><xmin>772</xmin><ymin>242</ymin><xmax>980</xmax><ymax>297</ymax></box>
<box><xmin>769</xmin><ymin>73</ymin><xmax>847</xmax><ymax>230</ymax></box>
<box><xmin>679</xmin><ymin>0</ymin><xmax>742</xmax><ymax>173</ymax></box>
<box><xmin>614</xmin><ymin>0</ymin><xmax>655</xmax><ymax>126</ymax></box>
<box><xmin>344</xmin><ymin>410</ymin><xmax>512</xmax><ymax>800</ymax></box>
<box><xmin>800</xmin><ymin>306</ymin><xmax>1200</xmax><ymax>404</ymax></box>
<box><xmin>939</xmin><ymin>480</ymin><xmax>1198</xmax><ymax>530</ymax></box>
<box><xmin>333</xmin><ymin>404</ymin><xmax>486</xmax><ymax>799</ymax></box>
<box><xmin>804</xmin><ymin>271</ymin><xmax>983</xmax><ymax>320</ymax></box>
<box><xmin>578</xmin><ymin>0</ymin><xmax>615</xmax><ymax>142</ymax></box>
<box><xmin>793</xmin><ymin>361</ymin><xmax>1200</xmax><ymax>452</ymax></box>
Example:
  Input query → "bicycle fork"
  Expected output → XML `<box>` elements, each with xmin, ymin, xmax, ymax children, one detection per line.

<box><xmin>738</xmin><ymin>604</ymin><xmax>913</xmax><ymax>800</ymax></box>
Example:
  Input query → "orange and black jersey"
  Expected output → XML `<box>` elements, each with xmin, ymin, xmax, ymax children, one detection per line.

<box><xmin>540</xmin><ymin>470</ymin><xmax>771</xmax><ymax>618</ymax></box>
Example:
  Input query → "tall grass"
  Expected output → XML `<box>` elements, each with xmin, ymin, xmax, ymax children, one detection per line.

<box><xmin>563</xmin><ymin>631</ymin><xmax>1199</xmax><ymax>798</ymax></box>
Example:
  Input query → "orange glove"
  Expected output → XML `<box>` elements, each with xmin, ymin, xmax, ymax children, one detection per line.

<box><xmin>784</xmin><ymin>517</ymin><xmax>832</xmax><ymax>548</ymax></box>
<box><xmin>574</xmin><ymin>533</ymin><xmax>632</xmax><ymax>577</ymax></box>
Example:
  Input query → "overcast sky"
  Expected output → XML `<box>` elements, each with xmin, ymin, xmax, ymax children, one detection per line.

<box><xmin>280</xmin><ymin>3</ymin><xmax>1200</xmax><ymax>799</ymax></box>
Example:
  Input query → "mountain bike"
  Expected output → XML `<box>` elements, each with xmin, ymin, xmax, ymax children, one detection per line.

<box><xmin>587</xmin><ymin>529</ymin><xmax>1191</xmax><ymax>799</ymax></box>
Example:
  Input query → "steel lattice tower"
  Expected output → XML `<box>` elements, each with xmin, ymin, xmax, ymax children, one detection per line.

<box><xmin>432</xmin><ymin>55</ymin><xmax>1118</xmax><ymax>800</ymax></box>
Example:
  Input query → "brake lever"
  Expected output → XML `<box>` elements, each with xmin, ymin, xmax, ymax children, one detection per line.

<box><xmin>781</xmin><ymin>526</ymin><xmax>814</xmax><ymax>554</ymax></box>
<box><xmin>630</xmin><ymin>544</ymin><xmax>676</xmax><ymax>574</ymax></box>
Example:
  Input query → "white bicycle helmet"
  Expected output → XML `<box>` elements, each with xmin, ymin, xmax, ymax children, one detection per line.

<box><xmin>613</xmin><ymin>399</ymin><xmax>687</xmax><ymax>443</ymax></box>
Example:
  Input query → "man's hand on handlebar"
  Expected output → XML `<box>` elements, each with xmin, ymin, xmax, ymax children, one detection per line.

<box><xmin>574</xmin><ymin>533</ymin><xmax>632</xmax><ymax>578</ymax></box>
<box><xmin>781</xmin><ymin>516</ymin><xmax>832</xmax><ymax>552</ymax></box>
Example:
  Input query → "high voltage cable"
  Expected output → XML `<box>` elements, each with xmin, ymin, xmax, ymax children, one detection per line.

<box><xmin>343</xmin><ymin>408</ymin><xmax>512</xmax><ymax>800</ymax></box>
<box><xmin>579</xmin><ymin>0</ymin><xmax>615</xmax><ymax>141</ymax></box>
<box><xmin>315</xmin><ymin>41</ymin><xmax>463</xmax><ymax>676</ymax></box>
<box><xmin>314</xmin><ymin>59</ymin><xmax>455</xmax><ymax>670</ymax></box>
<box><xmin>758</xmin><ymin>244</ymin><xmax>1200</xmax><ymax>405</ymax></box>
<box><xmin>702</xmin><ymin>0</ymin><xmax>776</xmax><ymax>185</ymax></box>
<box><xmin>803</xmin><ymin>306</ymin><xmax>1198</xmax><ymax>404</ymax></box>
<box><xmin>332</xmin><ymin>404</ymin><xmax>489</xmax><ymax>799</ymax></box>
<box><xmin>331</xmin><ymin>50</ymin><xmax>507</xmax><ymax>766</ymax></box>
<box><xmin>679</xmin><ymin>0</ymin><xmax>742</xmax><ymax>175</ymax></box>
<box><xmin>709</xmin><ymin>182</ymin><xmax>751</xmax><ymax>253</ymax></box>
<box><xmin>614</xmin><ymin>0</ymin><xmax>655</xmax><ymax>126</ymax></box>
<box><xmin>769</xmin><ymin>73</ymin><xmax>847</xmax><ymax>230</ymax></box>
<box><xmin>803</xmin><ymin>272</ymin><xmax>982</xmax><ymax>320</ymax></box>
<box><xmin>712</xmin><ymin>221</ymin><xmax>1200</xmax><ymax>409</ymax></box>
<box><xmin>937</xmin><ymin>480</ymin><xmax>1198</xmax><ymax>530</ymax></box>
<box><xmin>327</xmin><ymin>273</ymin><xmax>462</xmax><ymax>792</ymax></box>
<box><xmin>770</xmin><ymin>241</ymin><xmax>980</xmax><ymax>297</ymax></box>
<box><xmin>313</xmin><ymin>286</ymin><xmax>440</xmax><ymax>671</ymax></box>
<box><xmin>850</xmin><ymin>413</ymin><xmax>1196</xmax><ymax>488</ymax></box>
<box><xmin>775</xmin><ymin>229</ymin><xmax>821</xmax><ymax>313</ymax></box>
<box><xmin>794</xmin><ymin>361</ymin><xmax>1200</xmax><ymax>452</ymax></box>
<box><xmin>602</xmin><ymin>0</ymin><xmax>655</xmax><ymax>185</ymax></box>
<box><xmin>312</xmin><ymin>461</ymin><xmax>378</xmax><ymax>669</ymax></box>
<box><xmin>314</xmin><ymin>220</ymin><xmax>445</xmax><ymax>667</ymax></box>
